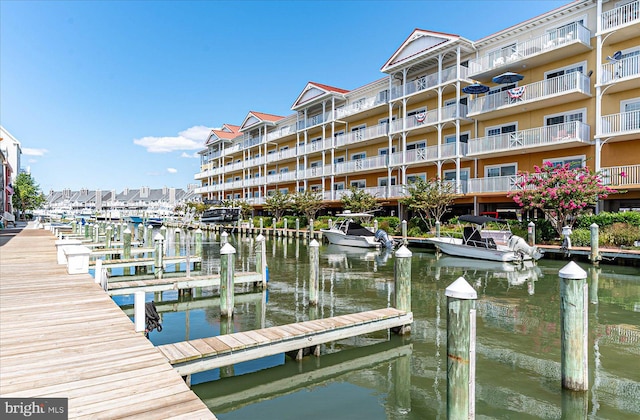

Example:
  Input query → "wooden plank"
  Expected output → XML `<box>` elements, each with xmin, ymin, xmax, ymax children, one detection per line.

<box><xmin>201</xmin><ymin>337</ymin><xmax>232</xmax><ymax>354</ymax></box>
<box><xmin>216</xmin><ymin>334</ymin><xmax>247</xmax><ymax>350</ymax></box>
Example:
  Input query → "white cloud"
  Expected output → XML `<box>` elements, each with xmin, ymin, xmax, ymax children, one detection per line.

<box><xmin>22</xmin><ymin>147</ymin><xmax>48</xmax><ymax>156</ymax></box>
<box><xmin>133</xmin><ymin>125</ymin><xmax>213</xmax><ymax>153</ymax></box>
<box><xmin>167</xmin><ymin>168</ymin><xmax>178</xmax><ymax>174</ymax></box>
<box><xmin>180</xmin><ymin>152</ymin><xmax>200</xmax><ymax>159</ymax></box>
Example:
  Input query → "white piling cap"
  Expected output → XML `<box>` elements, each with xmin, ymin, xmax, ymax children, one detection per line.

<box><xmin>124</xmin><ymin>227</ymin><xmax>131</xmax><ymax>233</ymax></box>
<box><xmin>559</xmin><ymin>261</ymin><xmax>587</xmax><ymax>280</ymax></box>
<box><xmin>153</xmin><ymin>232</ymin><xmax>164</xmax><ymax>240</ymax></box>
<box><xmin>309</xmin><ymin>239</ymin><xmax>319</xmax><ymax>247</ymax></box>
<box><xmin>395</xmin><ymin>245</ymin><xmax>412</xmax><ymax>258</ymax></box>
<box><xmin>256</xmin><ymin>234</ymin><xmax>265</xmax><ymax>241</ymax></box>
<box><xmin>445</xmin><ymin>277</ymin><xmax>477</xmax><ymax>299</ymax></box>
<box><xmin>220</xmin><ymin>242</ymin><xmax>236</xmax><ymax>254</ymax></box>
<box><xmin>221</xmin><ymin>231</ymin><xmax>229</xmax><ymax>237</ymax></box>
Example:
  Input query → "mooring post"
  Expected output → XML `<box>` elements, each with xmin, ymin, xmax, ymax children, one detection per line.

<box><xmin>402</xmin><ymin>220</ymin><xmax>407</xmax><ymax>245</ymax></box>
<box><xmin>328</xmin><ymin>219</ymin><xmax>332</xmax><ymax>229</ymax></box>
<box><xmin>394</xmin><ymin>245</ymin><xmax>412</xmax><ymax>334</ymax></box>
<box><xmin>309</xmin><ymin>219</ymin><xmax>314</xmax><ymax>240</ymax></box>
<box><xmin>93</xmin><ymin>224</ymin><xmax>99</xmax><ymax>243</ymax></box>
<box><xmin>559</xmin><ymin>261</ymin><xmax>588</xmax><ymax>391</ymax></box>
<box><xmin>94</xmin><ymin>259</ymin><xmax>103</xmax><ymax>284</ymax></box>
<box><xmin>105</xmin><ymin>226</ymin><xmax>112</xmax><ymax>249</ymax></box>
<box><xmin>445</xmin><ymin>276</ymin><xmax>477</xmax><ymax>420</ymax></box>
<box><xmin>146</xmin><ymin>224</ymin><xmax>153</xmax><ymax>248</ymax></box>
<box><xmin>590</xmin><ymin>223</ymin><xmax>600</xmax><ymax>265</ymax></box>
<box><xmin>159</xmin><ymin>226</ymin><xmax>167</xmax><ymax>254</ymax></box>
<box><xmin>374</xmin><ymin>219</ymin><xmax>378</xmax><ymax>232</ymax></box>
<box><xmin>174</xmin><ymin>228</ymin><xmax>181</xmax><ymax>252</ymax></box>
<box><xmin>255</xmin><ymin>234</ymin><xmax>267</xmax><ymax>288</ymax></box>
<box><xmin>123</xmin><ymin>228</ymin><xmax>132</xmax><ymax>276</ymax></box>
<box><xmin>309</xmin><ymin>239</ymin><xmax>319</xmax><ymax>306</ymax></box>
<box><xmin>272</xmin><ymin>218</ymin><xmax>277</xmax><ymax>237</ymax></box>
<box><xmin>134</xmin><ymin>291</ymin><xmax>145</xmax><ymax>333</ymax></box>
<box><xmin>137</xmin><ymin>223</ymin><xmax>144</xmax><ymax>243</ymax></box>
<box><xmin>195</xmin><ymin>228</ymin><xmax>203</xmax><ymax>257</ymax></box>
<box><xmin>220</xmin><ymin>243</ymin><xmax>236</xmax><ymax>318</ymax></box>
<box><xmin>589</xmin><ymin>266</ymin><xmax>599</xmax><ymax>305</ymax></box>
<box><xmin>528</xmin><ymin>221</ymin><xmax>536</xmax><ymax>246</ymax></box>
<box><xmin>284</xmin><ymin>218</ymin><xmax>288</xmax><ymax>236</ymax></box>
<box><xmin>296</xmin><ymin>218</ymin><xmax>300</xmax><ymax>237</ymax></box>
<box><xmin>561</xmin><ymin>388</ymin><xmax>588</xmax><ymax>420</ymax></box>
<box><xmin>259</xmin><ymin>218</ymin><xmax>264</xmax><ymax>233</ymax></box>
<box><xmin>221</xmin><ymin>230</ymin><xmax>228</xmax><ymax>246</ymax></box>
<box><xmin>154</xmin><ymin>232</ymin><xmax>164</xmax><ymax>279</ymax></box>
<box><xmin>435</xmin><ymin>220</ymin><xmax>440</xmax><ymax>238</ymax></box>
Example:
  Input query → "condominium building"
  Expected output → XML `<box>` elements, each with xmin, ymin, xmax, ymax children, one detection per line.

<box><xmin>194</xmin><ymin>0</ymin><xmax>639</xmax><ymax>217</ymax></box>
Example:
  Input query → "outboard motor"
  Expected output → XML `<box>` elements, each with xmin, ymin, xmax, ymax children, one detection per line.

<box><xmin>375</xmin><ymin>229</ymin><xmax>395</xmax><ymax>249</ymax></box>
<box><xmin>508</xmin><ymin>235</ymin><xmax>543</xmax><ymax>260</ymax></box>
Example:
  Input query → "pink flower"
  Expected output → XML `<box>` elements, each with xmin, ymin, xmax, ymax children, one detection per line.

<box><xmin>620</xmin><ymin>171</ymin><xmax>627</xmax><ymax>177</ymax></box>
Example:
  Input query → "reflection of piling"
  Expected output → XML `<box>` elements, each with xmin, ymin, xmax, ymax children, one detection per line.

<box><xmin>589</xmin><ymin>266</ymin><xmax>599</xmax><ymax>305</ymax></box>
<box><xmin>393</xmin><ymin>245</ymin><xmax>412</xmax><ymax>335</ymax></box>
<box><xmin>309</xmin><ymin>239</ymin><xmax>319</xmax><ymax>306</ymax></box>
<box><xmin>559</xmin><ymin>261</ymin><xmax>588</xmax><ymax>391</ymax></box>
<box><xmin>220</xmin><ymin>243</ymin><xmax>236</xmax><ymax>318</ymax></box>
<box><xmin>561</xmin><ymin>388</ymin><xmax>588</xmax><ymax>420</ymax></box>
<box><xmin>195</xmin><ymin>228</ymin><xmax>203</xmax><ymax>257</ymax></box>
<box><xmin>219</xmin><ymin>317</ymin><xmax>235</xmax><ymax>378</ymax></box>
<box><xmin>154</xmin><ymin>233</ymin><xmax>164</xmax><ymax>279</ymax></box>
<box><xmin>445</xmin><ymin>276</ymin><xmax>477</xmax><ymax>420</ymax></box>
<box><xmin>393</xmin><ymin>352</ymin><xmax>412</xmax><ymax>415</ymax></box>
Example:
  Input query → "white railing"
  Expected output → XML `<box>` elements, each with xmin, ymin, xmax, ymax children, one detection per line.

<box><xmin>300</xmin><ymin>138</ymin><xmax>333</xmax><ymax>154</ymax></box>
<box><xmin>601</xmin><ymin>55</ymin><xmax>640</xmax><ymax>83</ymax></box>
<box><xmin>334</xmin><ymin>155</ymin><xmax>387</xmax><ymax>175</ymax></box>
<box><xmin>468</xmin><ymin>23</ymin><xmax>590</xmax><ymax>74</ymax></box>
<box><xmin>335</xmin><ymin>96</ymin><xmax>382</xmax><ymax>119</ymax></box>
<box><xmin>266</xmin><ymin>147</ymin><xmax>297</xmax><ymax>164</ymax></box>
<box><xmin>243</xmin><ymin>136</ymin><xmax>262</xmax><ymax>149</ymax></box>
<box><xmin>466</xmin><ymin>175</ymin><xmax>525</xmax><ymax>194</ymax></box>
<box><xmin>601</xmin><ymin>0</ymin><xmax>640</xmax><ymax>32</ymax></box>
<box><xmin>601</xmin><ymin>110</ymin><xmax>640</xmax><ymax>135</ymax></box>
<box><xmin>335</xmin><ymin>123</ymin><xmax>388</xmax><ymax>147</ymax></box>
<box><xmin>601</xmin><ymin>164</ymin><xmax>640</xmax><ymax>186</ymax></box>
<box><xmin>390</xmin><ymin>104</ymin><xmax>467</xmax><ymax>133</ymax></box>
<box><xmin>468</xmin><ymin>122</ymin><xmax>591</xmax><ymax>155</ymax></box>
<box><xmin>302</xmin><ymin>164</ymin><xmax>333</xmax><ymax>179</ymax></box>
<box><xmin>266</xmin><ymin>124</ymin><xmax>297</xmax><ymax>142</ymax></box>
<box><xmin>468</xmin><ymin>73</ymin><xmax>590</xmax><ymax>114</ymax></box>
<box><xmin>388</xmin><ymin>142</ymin><xmax>461</xmax><ymax>166</ymax></box>
<box><xmin>390</xmin><ymin>67</ymin><xmax>467</xmax><ymax>100</ymax></box>
<box><xmin>246</xmin><ymin>156</ymin><xmax>266</xmax><ymax>167</ymax></box>
<box><xmin>298</xmin><ymin>111</ymin><xmax>332</xmax><ymax>130</ymax></box>
<box><xmin>266</xmin><ymin>171</ymin><xmax>297</xmax><ymax>184</ymax></box>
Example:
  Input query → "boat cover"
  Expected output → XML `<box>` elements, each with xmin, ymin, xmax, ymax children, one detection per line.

<box><xmin>459</xmin><ymin>215</ymin><xmax>506</xmax><ymax>225</ymax></box>
<box><xmin>346</xmin><ymin>222</ymin><xmax>375</xmax><ymax>237</ymax></box>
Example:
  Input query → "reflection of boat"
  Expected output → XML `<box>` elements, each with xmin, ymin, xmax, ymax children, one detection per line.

<box><xmin>201</xmin><ymin>207</ymin><xmax>241</xmax><ymax>224</ymax></box>
<box><xmin>425</xmin><ymin>215</ymin><xmax>542</xmax><ymax>263</ymax></box>
<box><xmin>435</xmin><ymin>256</ymin><xmax>541</xmax><ymax>286</ymax></box>
<box><xmin>325</xmin><ymin>244</ymin><xmax>382</xmax><ymax>262</ymax></box>
<box><xmin>320</xmin><ymin>212</ymin><xmax>395</xmax><ymax>248</ymax></box>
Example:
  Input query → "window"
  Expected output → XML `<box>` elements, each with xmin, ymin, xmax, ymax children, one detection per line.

<box><xmin>310</xmin><ymin>161</ymin><xmax>322</xmax><ymax>168</ymax></box>
<box><xmin>280</xmin><ymin>146</ymin><xmax>289</xmax><ymax>152</ymax></box>
<box><xmin>407</xmin><ymin>174</ymin><xmax>426</xmax><ymax>184</ymax></box>
<box><xmin>486</xmin><ymin>124</ymin><xmax>516</xmax><ymax>137</ymax></box>
<box><xmin>407</xmin><ymin>140</ymin><xmax>426</xmax><ymax>150</ymax></box>
<box><xmin>622</xmin><ymin>99</ymin><xmax>640</xmax><ymax>130</ymax></box>
<box><xmin>334</xmin><ymin>156</ymin><xmax>345</xmax><ymax>164</ymax></box>
<box><xmin>234</xmin><ymin>176</ymin><xmax>241</xmax><ymax>181</ymax></box>
<box><xmin>486</xmin><ymin>164</ymin><xmax>516</xmax><ymax>177</ymax></box>
<box><xmin>546</xmin><ymin>156</ymin><xmax>584</xmax><ymax>169</ymax></box>
<box><xmin>351</xmin><ymin>125</ymin><xmax>366</xmax><ymax>140</ymax></box>
<box><xmin>267</xmin><ymin>170</ymin><xmax>276</xmax><ymax>175</ymax></box>
<box><xmin>310</xmin><ymin>185</ymin><xmax>321</xmax><ymax>192</ymax></box>
<box><xmin>334</xmin><ymin>182</ymin><xmax>345</xmax><ymax>191</ymax></box>
<box><xmin>377</xmin><ymin>89</ymin><xmax>389</xmax><ymax>104</ymax></box>
<box><xmin>407</xmin><ymin>108</ymin><xmax>427</xmax><ymax>118</ymax></box>
<box><xmin>379</xmin><ymin>176</ymin><xmax>397</xmax><ymax>187</ymax></box>
<box><xmin>445</xmin><ymin>133</ymin><xmax>470</xmax><ymax>143</ymax></box>
<box><xmin>351</xmin><ymin>152</ymin><xmax>366</xmax><ymax>160</ymax></box>
<box><xmin>280</xmin><ymin>168</ymin><xmax>289</xmax><ymax>173</ymax></box>
<box><xmin>350</xmin><ymin>180</ymin><xmax>366</xmax><ymax>189</ymax></box>
<box><xmin>279</xmin><ymin>188</ymin><xmax>288</xmax><ymax>194</ymax></box>
<box><xmin>379</xmin><ymin>146</ymin><xmax>396</xmax><ymax>155</ymax></box>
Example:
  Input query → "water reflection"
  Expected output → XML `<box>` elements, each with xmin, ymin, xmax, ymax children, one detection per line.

<box><xmin>112</xmin><ymin>233</ymin><xmax>640</xmax><ymax>419</ymax></box>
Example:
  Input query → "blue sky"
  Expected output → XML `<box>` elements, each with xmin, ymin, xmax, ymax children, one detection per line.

<box><xmin>1</xmin><ymin>0</ymin><xmax>570</xmax><ymax>193</ymax></box>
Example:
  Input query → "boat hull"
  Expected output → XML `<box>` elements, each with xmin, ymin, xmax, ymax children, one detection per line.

<box><xmin>425</xmin><ymin>237</ymin><xmax>530</xmax><ymax>262</ymax></box>
<box><xmin>320</xmin><ymin>229</ymin><xmax>380</xmax><ymax>248</ymax></box>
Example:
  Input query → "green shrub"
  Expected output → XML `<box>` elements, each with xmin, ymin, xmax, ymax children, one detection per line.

<box><xmin>603</xmin><ymin>223</ymin><xmax>640</xmax><ymax>247</ymax></box>
<box><xmin>569</xmin><ymin>228</ymin><xmax>592</xmax><ymax>247</ymax></box>
<box><xmin>576</xmin><ymin>211</ymin><xmax>640</xmax><ymax>229</ymax></box>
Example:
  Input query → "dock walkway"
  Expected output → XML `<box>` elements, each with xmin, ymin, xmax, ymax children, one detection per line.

<box><xmin>0</xmin><ymin>224</ymin><xmax>215</xmax><ymax>419</ymax></box>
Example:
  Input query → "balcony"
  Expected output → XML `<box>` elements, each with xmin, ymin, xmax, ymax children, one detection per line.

<box><xmin>266</xmin><ymin>124</ymin><xmax>297</xmax><ymax>143</ymax></box>
<box><xmin>390</xmin><ymin>66</ymin><xmax>467</xmax><ymax>101</ymax></box>
<box><xmin>600</xmin><ymin>55</ymin><xmax>640</xmax><ymax>93</ymax></box>
<box><xmin>468</xmin><ymin>23</ymin><xmax>591</xmax><ymax>81</ymax></box>
<box><xmin>297</xmin><ymin>111</ymin><xmax>332</xmax><ymax>130</ymax></box>
<box><xmin>334</xmin><ymin>155</ymin><xmax>388</xmax><ymax>176</ymax></box>
<box><xmin>389</xmin><ymin>142</ymin><xmax>462</xmax><ymax>167</ymax></box>
<box><xmin>601</xmin><ymin>110</ymin><xmax>640</xmax><ymax>142</ymax></box>
<box><xmin>601</xmin><ymin>164</ymin><xmax>640</xmax><ymax>188</ymax></box>
<box><xmin>266</xmin><ymin>171</ymin><xmax>297</xmax><ymax>184</ymax></box>
<box><xmin>300</xmin><ymin>138</ymin><xmax>332</xmax><ymax>155</ymax></box>
<box><xmin>390</xmin><ymin>104</ymin><xmax>470</xmax><ymax>135</ymax></box>
<box><xmin>467</xmin><ymin>122</ymin><xmax>592</xmax><ymax>158</ymax></box>
<box><xmin>600</xmin><ymin>0</ymin><xmax>639</xmax><ymax>43</ymax></box>
<box><xmin>466</xmin><ymin>175</ymin><xmax>524</xmax><ymax>194</ymax></box>
<box><xmin>467</xmin><ymin>73</ymin><xmax>591</xmax><ymax>120</ymax></box>
<box><xmin>266</xmin><ymin>147</ymin><xmax>297</xmax><ymax>164</ymax></box>
<box><xmin>335</xmin><ymin>94</ymin><xmax>387</xmax><ymax>121</ymax></box>
<box><xmin>302</xmin><ymin>164</ymin><xmax>332</xmax><ymax>180</ymax></box>
<box><xmin>335</xmin><ymin>123</ymin><xmax>388</xmax><ymax>149</ymax></box>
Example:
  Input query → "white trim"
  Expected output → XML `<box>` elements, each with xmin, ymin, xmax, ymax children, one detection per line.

<box><xmin>484</xmin><ymin>162</ymin><xmax>517</xmax><ymax>178</ymax></box>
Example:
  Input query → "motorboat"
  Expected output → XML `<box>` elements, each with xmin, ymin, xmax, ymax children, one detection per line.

<box><xmin>424</xmin><ymin>215</ymin><xmax>542</xmax><ymax>263</ymax></box>
<box><xmin>320</xmin><ymin>211</ymin><xmax>396</xmax><ymax>249</ymax></box>
<box><xmin>201</xmin><ymin>207</ymin><xmax>241</xmax><ymax>224</ymax></box>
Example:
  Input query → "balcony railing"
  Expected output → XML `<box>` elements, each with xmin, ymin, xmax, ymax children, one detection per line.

<box><xmin>390</xmin><ymin>66</ymin><xmax>467</xmax><ymax>100</ymax></box>
<box><xmin>601</xmin><ymin>0</ymin><xmax>640</xmax><ymax>32</ymax></box>
<box><xmin>601</xmin><ymin>110</ymin><xmax>640</xmax><ymax>136</ymax></box>
<box><xmin>265</xmin><ymin>171</ymin><xmax>297</xmax><ymax>184</ymax></box>
<box><xmin>297</xmin><ymin>111</ymin><xmax>332</xmax><ymax>130</ymax></box>
<box><xmin>468</xmin><ymin>72</ymin><xmax>590</xmax><ymax>115</ymax></box>
<box><xmin>389</xmin><ymin>142</ymin><xmax>462</xmax><ymax>166</ymax></box>
<box><xmin>302</xmin><ymin>164</ymin><xmax>332</xmax><ymax>179</ymax></box>
<box><xmin>601</xmin><ymin>55</ymin><xmax>640</xmax><ymax>84</ymax></box>
<box><xmin>466</xmin><ymin>175</ymin><xmax>524</xmax><ymax>194</ymax></box>
<box><xmin>335</xmin><ymin>123</ymin><xmax>388</xmax><ymax>148</ymax></box>
<box><xmin>468</xmin><ymin>122</ymin><xmax>591</xmax><ymax>156</ymax></box>
<box><xmin>335</xmin><ymin>95</ymin><xmax>386</xmax><ymax>119</ymax></box>
<box><xmin>601</xmin><ymin>164</ymin><xmax>640</xmax><ymax>187</ymax></box>
<box><xmin>265</xmin><ymin>124</ymin><xmax>296</xmax><ymax>143</ymax></box>
<box><xmin>266</xmin><ymin>148</ymin><xmax>297</xmax><ymax>164</ymax></box>
<box><xmin>468</xmin><ymin>22</ymin><xmax>590</xmax><ymax>75</ymax></box>
<box><xmin>390</xmin><ymin>104</ymin><xmax>467</xmax><ymax>133</ymax></box>
<box><xmin>334</xmin><ymin>155</ymin><xmax>387</xmax><ymax>175</ymax></box>
<box><xmin>300</xmin><ymin>138</ymin><xmax>333</xmax><ymax>154</ymax></box>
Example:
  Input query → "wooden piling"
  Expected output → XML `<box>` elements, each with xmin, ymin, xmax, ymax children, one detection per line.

<box><xmin>220</xmin><ymin>243</ymin><xmax>236</xmax><ymax>318</ymax></box>
<box><xmin>255</xmin><ymin>234</ymin><xmax>267</xmax><ymax>287</ymax></box>
<box><xmin>154</xmin><ymin>232</ymin><xmax>164</xmax><ymax>279</ymax></box>
<box><xmin>559</xmin><ymin>261</ymin><xmax>588</xmax><ymax>391</ymax></box>
<box><xmin>590</xmin><ymin>223</ymin><xmax>600</xmax><ymax>265</ymax></box>
<box><xmin>221</xmin><ymin>231</ymin><xmax>228</xmax><ymax>246</ymax></box>
<box><xmin>134</xmin><ymin>291</ymin><xmax>145</xmax><ymax>333</ymax></box>
<box><xmin>401</xmin><ymin>220</ymin><xmax>407</xmax><ymax>245</ymax></box>
<box><xmin>393</xmin><ymin>245</ymin><xmax>412</xmax><ymax>334</ymax></box>
<box><xmin>124</xmin><ymin>228</ymin><xmax>132</xmax><ymax>276</ymax></box>
<box><xmin>309</xmin><ymin>239</ymin><xmax>319</xmax><ymax>306</ymax></box>
<box><xmin>528</xmin><ymin>221</ymin><xmax>536</xmax><ymax>246</ymax></box>
<box><xmin>105</xmin><ymin>225</ymin><xmax>112</xmax><ymax>249</ymax></box>
<box><xmin>445</xmin><ymin>276</ymin><xmax>477</xmax><ymax>420</ymax></box>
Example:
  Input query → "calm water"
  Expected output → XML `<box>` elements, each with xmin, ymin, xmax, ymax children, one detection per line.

<box><xmin>112</xmin><ymin>231</ymin><xmax>640</xmax><ymax>420</ymax></box>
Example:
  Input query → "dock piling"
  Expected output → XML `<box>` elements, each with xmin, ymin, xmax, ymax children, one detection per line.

<box><xmin>154</xmin><ymin>232</ymin><xmax>164</xmax><ymax>279</ymax></box>
<box><xmin>559</xmin><ymin>261</ymin><xmax>588</xmax><ymax>391</ymax></box>
<box><xmin>393</xmin><ymin>245</ymin><xmax>412</xmax><ymax>334</ymax></box>
<box><xmin>309</xmin><ymin>239</ymin><xmax>319</xmax><ymax>306</ymax></box>
<box><xmin>590</xmin><ymin>223</ymin><xmax>601</xmax><ymax>265</ymax></box>
<box><xmin>220</xmin><ymin>243</ymin><xmax>236</xmax><ymax>318</ymax></box>
<box><xmin>134</xmin><ymin>291</ymin><xmax>145</xmax><ymax>333</ymax></box>
<box><xmin>528</xmin><ymin>221</ymin><xmax>536</xmax><ymax>246</ymax></box>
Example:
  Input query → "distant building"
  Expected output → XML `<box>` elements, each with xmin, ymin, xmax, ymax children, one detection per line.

<box><xmin>0</xmin><ymin>126</ymin><xmax>22</xmax><ymax>225</ymax></box>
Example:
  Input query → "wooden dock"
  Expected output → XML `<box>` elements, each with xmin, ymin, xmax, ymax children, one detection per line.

<box><xmin>88</xmin><ymin>255</ymin><xmax>202</xmax><ymax>269</ymax></box>
<box><xmin>157</xmin><ymin>307</ymin><xmax>413</xmax><ymax>376</ymax></box>
<box><xmin>0</xmin><ymin>224</ymin><xmax>216</xmax><ymax>419</ymax></box>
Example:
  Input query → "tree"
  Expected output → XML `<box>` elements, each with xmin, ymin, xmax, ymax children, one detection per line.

<box><xmin>400</xmin><ymin>177</ymin><xmax>456</xmax><ymax>231</ymax></box>
<box><xmin>340</xmin><ymin>186</ymin><xmax>380</xmax><ymax>213</ymax></box>
<box><xmin>264</xmin><ymin>191</ymin><xmax>293</xmax><ymax>221</ymax></box>
<box><xmin>292</xmin><ymin>190</ymin><xmax>325</xmax><ymax>223</ymax></box>
<box><xmin>12</xmin><ymin>173</ymin><xmax>46</xmax><ymax>220</ymax></box>
<box><xmin>507</xmin><ymin>161</ymin><xmax>619</xmax><ymax>237</ymax></box>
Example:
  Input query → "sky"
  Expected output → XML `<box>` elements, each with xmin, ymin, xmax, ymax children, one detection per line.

<box><xmin>1</xmin><ymin>0</ymin><xmax>571</xmax><ymax>194</ymax></box>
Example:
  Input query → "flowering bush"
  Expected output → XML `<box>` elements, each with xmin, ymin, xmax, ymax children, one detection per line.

<box><xmin>507</xmin><ymin>162</ymin><xmax>619</xmax><ymax>237</ymax></box>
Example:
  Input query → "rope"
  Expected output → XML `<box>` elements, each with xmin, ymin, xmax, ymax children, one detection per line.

<box><xmin>144</xmin><ymin>301</ymin><xmax>162</xmax><ymax>338</ymax></box>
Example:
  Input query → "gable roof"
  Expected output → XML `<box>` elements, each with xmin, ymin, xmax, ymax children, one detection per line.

<box><xmin>381</xmin><ymin>29</ymin><xmax>475</xmax><ymax>74</ymax></box>
<box><xmin>240</xmin><ymin>111</ymin><xmax>285</xmax><ymax>131</ymax></box>
<box><xmin>205</xmin><ymin>124</ymin><xmax>242</xmax><ymax>146</ymax></box>
<box><xmin>291</xmin><ymin>82</ymin><xmax>349</xmax><ymax>110</ymax></box>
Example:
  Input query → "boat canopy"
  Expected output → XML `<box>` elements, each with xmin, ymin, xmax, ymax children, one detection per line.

<box><xmin>459</xmin><ymin>215</ymin><xmax>507</xmax><ymax>225</ymax></box>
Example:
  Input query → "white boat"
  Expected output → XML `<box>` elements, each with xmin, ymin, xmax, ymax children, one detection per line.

<box><xmin>320</xmin><ymin>211</ymin><xmax>395</xmax><ymax>249</ymax></box>
<box><xmin>201</xmin><ymin>207</ymin><xmax>241</xmax><ymax>224</ymax></box>
<box><xmin>425</xmin><ymin>215</ymin><xmax>542</xmax><ymax>263</ymax></box>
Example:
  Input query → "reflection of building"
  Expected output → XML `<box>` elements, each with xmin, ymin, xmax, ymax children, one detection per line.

<box><xmin>0</xmin><ymin>126</ymin><xmax>22</xmax><ymax>225</ymax></box>
<box><xmin>195</xmin><ymin>0</ymin><xmax>639</xmax><ymax>215</ymax></box>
